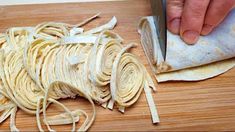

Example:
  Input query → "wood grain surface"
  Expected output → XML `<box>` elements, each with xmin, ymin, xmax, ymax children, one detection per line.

<box><xmin>1</xmin><ymin>0</ymin><xmax>235</xmax><ymax>131</ymax></box>
<box><xmin>0</xmin><ymin>0</ymin><xmax>120</xmax><ymax>6</ymax></box>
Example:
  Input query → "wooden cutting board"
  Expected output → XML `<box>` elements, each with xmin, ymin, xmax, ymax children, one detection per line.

<box><xmin>1</xmin><ymin>0</ymin><xmax>235</xmax><ymax>131</ymax></box>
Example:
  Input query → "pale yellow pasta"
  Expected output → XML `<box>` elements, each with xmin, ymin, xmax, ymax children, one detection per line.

<box><xmin>0</xmin><ymin>13</ymin><xmax>159</xmax><ymax>131</ymax></box>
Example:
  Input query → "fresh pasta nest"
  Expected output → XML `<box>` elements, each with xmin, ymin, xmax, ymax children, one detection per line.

<box><xmin>0</xmin><ymin>13</ymin><xmax>159</xmax><ymax>131</ymax></box>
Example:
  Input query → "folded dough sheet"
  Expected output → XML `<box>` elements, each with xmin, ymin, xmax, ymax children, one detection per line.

<box><xmin>138</xmin><ymin>9</ymin><xmax>235</xmax><ymax>82</ymax></box>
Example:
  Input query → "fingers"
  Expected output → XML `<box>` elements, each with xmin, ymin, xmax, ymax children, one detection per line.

<box><xmin>201</xmin><ymin>0</ymin><xmax>235</xmax><ymax>35</ymax></box>
<box><xmin>167</xmin><ymin>0</ymin><xmax>184</xmax><ymax>34</ymax></box>
<box><xmin>180</xmin><ymin>0</ymin><xmax>210</xmax><ymax>44</ymax></box>
<box><xmin>167</xmin><ymin>0</ymin><xmax>235</xmax><ymax>44</ymax></box>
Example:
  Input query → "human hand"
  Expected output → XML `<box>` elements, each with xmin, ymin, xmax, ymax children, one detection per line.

<box><xmin>167</xmin><ymin>0</ymin><xmax>235</xmax><ymax>44</ymax></box>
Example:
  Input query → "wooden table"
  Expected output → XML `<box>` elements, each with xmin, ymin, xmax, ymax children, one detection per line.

<box><xmin>1</xmin><ymin>0</ymin><xmax>235</xmax><ymax>131</ymax></box>
<box><xmin>0</xmin><ymin>0</ymin><xmax>119</xmax><ymax>6</ymax></box>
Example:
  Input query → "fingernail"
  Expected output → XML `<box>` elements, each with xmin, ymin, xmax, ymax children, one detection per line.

<box><xmin>201</xmin><ymin>24</ymin><xmax>213</xmax><ymax>35</ymax></box>
<box><xmin>169</xmin><ymin>18</ymin><xmax>180</xmax><ymax>34</ymax></box>
<box><xmin>182</xmin><ymin>30</ymin><xmax>199</xmax><ymax>44</ymax></box>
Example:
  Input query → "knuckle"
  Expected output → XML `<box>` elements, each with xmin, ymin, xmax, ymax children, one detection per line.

<box><xmin>167</xmin><ymin>0</ymin><xmax>184</xmax><ymax>20</ymax></box>
<box><xmin>167</xmin><ymin>9</ymin><xmax>183</xmax><ymax>20</ymax></box>
<box><xmin>185</xmin><ymin>0</ymin><xmax>209</xmax><ymax>19</ymax></box>
<box><xmin>190</xmin><ymin>8</ymin><xmax>205</xmax><ymax>18</ymax></box>
<box><xmin>167</xmin><ymin>0</ymin><xmax>184</xmax><ymax>8</ymax></box>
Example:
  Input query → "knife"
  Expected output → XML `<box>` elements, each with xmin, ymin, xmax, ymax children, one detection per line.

<box><xmin>150</xmin><ymin>0</ymin><xmax>167</xmax><ymax>60</ymax></box>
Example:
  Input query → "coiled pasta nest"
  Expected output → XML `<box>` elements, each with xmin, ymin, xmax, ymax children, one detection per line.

<box><xmin>0</xmin><ymin>13</ymin><xmax>159</xmax><ymax>131</ymax></box>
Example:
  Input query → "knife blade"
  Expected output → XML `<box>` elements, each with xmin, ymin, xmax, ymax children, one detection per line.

<box><xmin>150</xmin><ymin>0</ymin><xmax>167</xmax><ymax>60</ymax></box>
